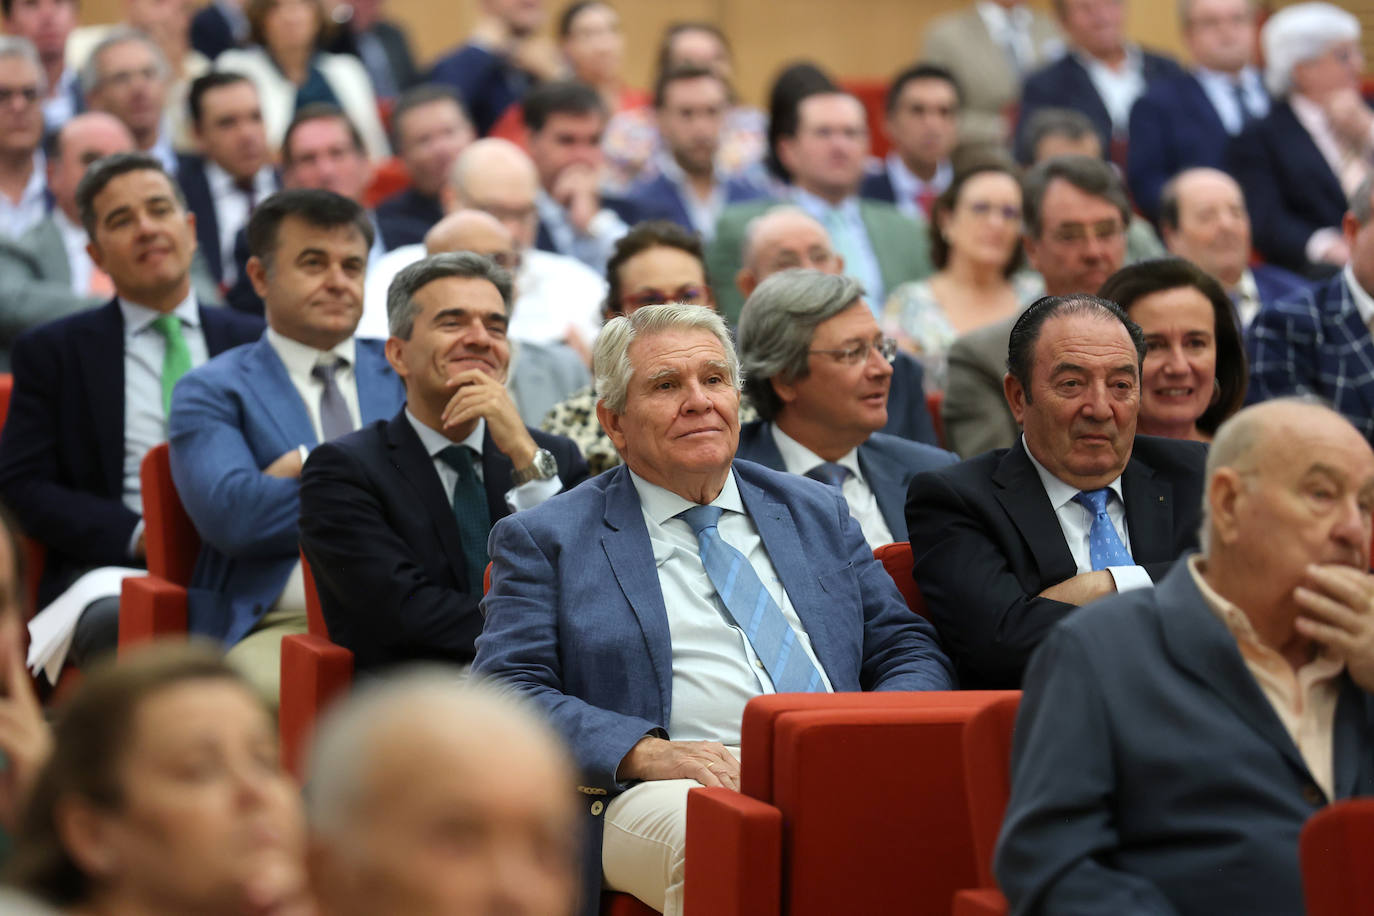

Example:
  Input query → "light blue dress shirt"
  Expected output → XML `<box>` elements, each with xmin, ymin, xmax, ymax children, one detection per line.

<box><xmin>792</xmin><ymin>188</ymin><xmax>886</xmax><ymax>314</ymax></box>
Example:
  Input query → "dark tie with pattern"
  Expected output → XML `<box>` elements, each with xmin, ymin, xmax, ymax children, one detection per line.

<box><xmin>805</xmin><ymin>462</ymin><xmax>850</xmax><ymax>490</ymax></box>
<box><xmin>311</xmin><ymin>360</ymin><xmax>353</xmax><ymax>442</ymax></box>
<box><xmin>439</xmin><ymin>445</ymin><xmax>491</xmax><ymax>590</ymax></box>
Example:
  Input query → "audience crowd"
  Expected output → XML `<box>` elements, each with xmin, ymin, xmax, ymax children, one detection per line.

<box><xmin>0</xmin><ymin>0</ymin><xmax>1371</xmax><ymax>913</ymax></box>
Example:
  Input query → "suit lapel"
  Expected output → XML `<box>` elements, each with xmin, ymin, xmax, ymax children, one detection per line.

<box><xmin>601</xmin><ymin>468</ymin><xmax>674</xmax><ymax>718</ymax></box>
<box><xmin>1183</xmin><ymin>74</ymin><xmax>1228</xmax><ymax>139</ymax></box>
<box><xmin>1273</xmin><ymin>103</ymin><xmax>1346</xmax><ymax>212</ymax></box>
<box><xmin>856</xmin><ymin>441</ymin><xmax>907</xmax><ymax>540</ymax></box>
<box><xmin>480</xmin><ymin>429</ymin><xmax>516</xmax><ymax>524</ymax></box>
<box><xmin>78</xmin><ymin>301</ymin><xmax>126</xmax><ymax>497</ymax></box>
<box><xmin>387</xmin><ymin>411</ymin><xmax>471</xmax><ymax>587</ymax></box>
<box><xmin>1121</xmin><ymin>448</ymin><xmax>1171</xmax><ymax>564</ymax></box>
<box><xmin>1331</xmin><ymin>282</ymin><xmax>1374</xmax><ymax>420</ymax></box>
<box><xmin>1331</xmin><ymin>680</ymin><xmax>1371</xmax><ymax>799</ymax></box>
<box><xmin>182</xmin><ymin>159</ymin><xmax>222</xmax><ymax>282</ymax></box>
<box><xmin>991</xmin><ymin>441</ymin><xmax>1077</xmax><ymax>583</ymax></box>
<box><xmin>241</xmin><ymin>337</ymin><xmax>318</xmax><ymax>448</ymax></box>
<box><xmin>656</xmin><ymin>177</ymin><xmax>693</xmax><ymax>229</ymax></box>
<box><xmin>738</xmin><ymin>421</ymin><xmax>785</xmax><ymax>471</ymax></box>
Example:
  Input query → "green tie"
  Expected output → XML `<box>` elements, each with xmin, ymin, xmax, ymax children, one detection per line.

<box><xmin>437</xmin><ymin>445</ymin><xmax>492</xmax><ymax>591</ymax></box>
<box><xmin>151</xmin><ymin>314</ymin><xmax>192</xmax><ymax>415</ymax></box>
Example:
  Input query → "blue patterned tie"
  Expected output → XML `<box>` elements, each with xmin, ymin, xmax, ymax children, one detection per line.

<box><xmin>438</xmin><ymin>445</ymin><xmax>491</xmax><ymax>590</ymax></box>
<box><xmin>1072</xmin><ymin>488</ymin><xmax>1134</xmax><ymax>570</ymax></box>
<box><xmin>679</xmin><ymin>505</ymin><xmax>825</xmax><ymax>694</ymax></box>
<box><xmin>805</xmin><ymin>462</ymin><xmax>850</xmax><ymax>490</ymax></box>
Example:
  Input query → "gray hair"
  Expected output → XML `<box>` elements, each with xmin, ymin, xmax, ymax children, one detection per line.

<box><xmin>80</xmin><ymin>26</ymin><xmax>169</xmax><ymax>99</ymax></box>
<box><xmin>386</xmin><ymin>251</ymin><xmax>514</xmax><ymax>339</ymax></box>
<box><xmin>593</xmin><ymin>303</ymin><xmax>741</xmax><ymax>415</ymax></box>
<box><xmin>737</xmin><ymin>270</ymin><xmax>865</xmax><ymax>420</ymax></box>
<box><xmin>1261</xmin><ymin>2</ymin><xmax>1359</xmax><ymax>97</ymax></box>
<box><xmin>0</xmin><ymin>36</ymin><xmax>46</xmax><ymax>95</ymax></box>
<box><xmin>1350</xmin><ymin>174</ymin><xmax>1374</xmax><ymax>226</ymax></box>
<box><xmin>304</xmin><ymin>667</ymin><xmax>573</xmax><ymax>842</ymax></box>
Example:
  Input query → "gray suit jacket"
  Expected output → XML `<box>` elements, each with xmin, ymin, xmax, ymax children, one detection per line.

<box><xmin>507</xmin><ymin>339</ymin><xmax>590</xmax><ymax>429</ymax></box>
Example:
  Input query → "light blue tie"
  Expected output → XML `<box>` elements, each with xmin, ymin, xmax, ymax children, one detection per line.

<box><xmin>679</xmin><ymin>505</ymin><xmax>824</xmax><ymax>694</ymax></box>
<box><xmin>1072</xmin><ymin>488</ymin><xmax>1134</xmax><ymax>570</ymax></box>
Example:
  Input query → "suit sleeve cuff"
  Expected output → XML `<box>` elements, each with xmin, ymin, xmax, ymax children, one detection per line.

<box><xmin>1107</xmin><ymin>565</ymin><xmax>1153</xmax><ymax>593</ymax></box>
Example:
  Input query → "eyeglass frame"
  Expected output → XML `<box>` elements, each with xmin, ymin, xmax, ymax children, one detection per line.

<box><xmin>808</xmin><ymin>335</ymin><xmax>899</xmax><ymax>366</ymax></box>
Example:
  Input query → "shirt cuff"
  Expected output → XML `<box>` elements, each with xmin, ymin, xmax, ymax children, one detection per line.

<box><xmin>504</xmin><ymin>475</ymin><xmax>562</xmax><ymax>513</ymax></box>
<box><xmin>128</xmin><ymin>519</ymin><xmax>146</xmax><ymax>559</ymax></box>
<box><xmin>1306</xmin><ymin>227</ymin><xmax>1346</xmax><ymax>264</ymax></box>
<box><xmin>1106</xmin><ymin>564</ymin><xmax>1153</xmax><ymax>593</ymax></box>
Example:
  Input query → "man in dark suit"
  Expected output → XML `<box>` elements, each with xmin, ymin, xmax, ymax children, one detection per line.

<box><xmin>735</xmin><ymin>269</ymin><xmax>955</xmax><ymax>545</ymax></box>
<box><xmin>625</xmin><ymin>64</ymin><xmax>766</xmax><ymax>242</ymax></box>
<box><xmin>177</xmin><ymin>72</ymin><xmax>276</xmax><ymax>287</ymax></box>
<box><xmin>299</xmin><ymin>251</ymin><xmax>586</xmax><ymax>674</ymax></box>
<box><xmin>1013</xmin><ymin>0</ymin><xmax>1184</xmax><ymax>165</ymax></box>
<box><xmin>907</xmin><ymin>294</ymin><xmax>1206</xmax><ymax>688</ymax></box>
<box><xmin>320</xmin><ymin>0</ymin><xmax>417</xmax><ymax>103</ymax></box>
<box><xmin>1159</xmin><ymin>167</ymin><xmax>1307</xmax><ymax>330</ymax></box>
<box><xmin>373</xmin><ymin>84</ymin><xmax>474</xmax><ymax>247</ymax></box>
<box><xmin>859</xmin><ymin>63</ymin><xmax>960</xmax><ymax>225</ymax></box>
<box><xmin>997</xmin><ymin>399</ymin><xmax>1374</xmax><ymax>916</ymax></box>
<box><xmin>1127</xmin><ymin>0</ymin><xmax>1268</xmax><ymax>223</ymax></box>
<box><xmin>1247</xmin><ymin>176</ymin><xmax>1374</xmax><ymax>444</ymax></box>
<box><xmin>0</xmin><ymin>152</ymin><xmax>262</xmax><ymax>665</ymax></box>
<box><xmin>189</xmin><ymin>0</ymin><xmax>247</xmax><ymax>61</ymax></box>
<box><xmin>475</xmin><ymin>302</ymin><xmax>955</xmax><ymax>916</ymax></box>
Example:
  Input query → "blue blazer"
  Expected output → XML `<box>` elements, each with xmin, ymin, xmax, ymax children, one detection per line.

<box><xmin>474</xmin><ymin>459</ymin><xmax>956</xmax><ymax>901</ymax></box>
<box><xmin>427</xmin><ymin>43</ymin><xmax>528</xmax><ymax>135</ymax></box>
<box><xmin>374</xmin><ymin>187</ymin><xmax>442</xmax><ymax>247</ymax></box>
<box><xmin>0</xmin><ymin>299</ymin><xmax>263</xmax><ymax>605</ymax></box>
<box><xmin>167</xmin><ymin>335</ymin><xmax>404</xmax><ymax>644</ymax></box>
<box><xmin>1014</xmin><ymin>49</ymin><xmax>1185</xmax><ymax>164</ymax></box>
<box><xmin>859</xmin><ymin>169</ymin><xmax>896</xmax><ymax>205</ymax></box>
<box><xmin>624</xmin><ymin>172</ymin><xmax>769</xmax><ymax>236</ymax></box>
<box><xmin>997</xmin><ymin>559</ymin><xmax>1374</xmax><ymax>916</ymax></box>
<box><xmin>1127</xmin><ymin>73</ymin><xmax>1236</xmax><ymax>223</ymax></box>
<box><xmin>734</xmin><ymin>420</ymin><xmax>956</xmax><ymax>542</ymax></box>
<box><xmin>1253</xmin><ymin>263</ymin><xmax>1310</xmax><ymax>311</ymax></box>
<box><xmin>1231</xmin><ymin>101</ymin><xmax>1349</xmax><ymax>272</ymax></box>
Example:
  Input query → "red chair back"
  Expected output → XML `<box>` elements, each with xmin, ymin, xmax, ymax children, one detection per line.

<box><xmin>139</xmin><ymin>443</ymin><xmax>200</xmax><ymax>585</ymax></box>
<box><xmin>1301</xmin><ymin>798</ymin><xmax>1374</xmax><ymax>916</ymax></box>
<box><xmin>363</xmin><ymin>156</ymin><xmax>410</xmax><ymax>208</ymax></box>
<box><xmin>926</xmin><ymin>389</ymin><xmax>946</xmax><ymax>450</ymax></box>
<box><xmin>873</xmin><ymin>541</ymin><xmax>929</xmax><ymax>621</ymax></box>
<box><xmin>301</xmin><ymin>550</ymin><xmax>327</xmax><ymax>638</ymax></box>
<box><xmin>839</xmin><ymin>78</ymin><xmax>891</xmax><ymax>159</ymax></box>
<box><xmin>963</xmin><ymin>692</ymin><xmax>1021</xmax><ymax>887</ymax></box>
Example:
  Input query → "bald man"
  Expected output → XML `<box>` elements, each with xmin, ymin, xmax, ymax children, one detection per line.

<box><xmin>306</xmin><ymin>671</ymin><xmax>582</xmax><ymax>916</ymax></box>
<box><xmin>362</xmin><ymin>138</ymin><xmax>605</xmax><ymax>350</ymax></box>
<box><xmin>423</xmin><ymin>210</ymin><xmax>589</xmax><ymax>425</ymax></box>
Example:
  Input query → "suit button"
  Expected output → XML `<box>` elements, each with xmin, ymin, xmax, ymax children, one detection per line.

<box><xmin>1302</xmin><ymin>785</ymin><xmax>1324</xmax><ymax>805</ymax></box>
<box><xmin>590</xmin><ymin>800</ymin><xmax>604</xmax><ymax>816</ymax></box>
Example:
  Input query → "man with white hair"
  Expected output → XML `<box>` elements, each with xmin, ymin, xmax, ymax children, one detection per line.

<box><xmin>305</xmin><ymin>670</ymin><xmax>582</xmax><ymax>916</ymax></box>
<box><xmin>476</xmin><ymin>303</ymin><xmax>956</xmax><ymax>915</ymax></box>
<box><xmin>0</xmin><ymin>37</ymin><xmax>47</xmax><ymax>239</ymax></box>
<box><xmin>1231</xmin><ymin>1</ymin><xmax>1371</xmax><ymax>273</ymax></box>
<box><xmin>997</xmin><ymin>398</ymin><xmax>1374</xmax><ymax>915</ymax></box>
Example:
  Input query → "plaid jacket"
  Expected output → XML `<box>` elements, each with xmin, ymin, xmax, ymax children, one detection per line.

<box><xmin>1246</xmin><ymin>273</ymin><xmax>1374</xmax><ymax>442</ymax></box>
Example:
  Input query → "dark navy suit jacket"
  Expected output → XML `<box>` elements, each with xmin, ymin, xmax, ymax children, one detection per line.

<box><xmin>1014</xmin><ymin>49</ymin><xmax>1186</xmax><ymax>164</ymax></box>
<box><xmin>374</xmin><ymin>187</ymin><xmax>442</xmax><ymax>246</ymax></box>
<box><xmin>1127</xmin><ymin>73</ymin><xmax>1238</xmax><ymax>223</ymax></box>
<box><xmin>190</xmin><ymin>2</ymin><xmax>239</xmax><ymax>60</ymax></box>
<box><xmin>734</xmin><ymin>420</ymin><xmax>956</xmax><ymax>542</ymax></box>
<box><xmin>0</xmin><ymin>299</ymin><xmax>263</xmax><ymax>605</ymax></box>
<box><xmin>905</xmin><ymin>435</ymin><xmax>1207</xmax><ymax>688</ymax></box>
<box><xmin>427</xmin><ymin>43</ymin><xmax>529</xmax><ymax>135</ymax></box>
<box><xmin>624</xmin><ymin>172</ymin><xmax>769</xmax><ymax>236</ymax></box>
<box><xmin>997</xmin><ymin>559</ymin><xmax>1374</xmax><ymax>916</ymax></box>
<box><xmin>859</xmin><ymin>170</ymin><xmax>896</xmax><ymax>205</ymax></box>
<box><xmin>1252</xmin><ymin>263</ymin><xmax>1309</xmax><ymax>311</ymax></box>
<box><xmin>177</xmin><ymin>154</ymin><xmax>278</xmax><ymax>284</ymax></box>
<box><xmin>299</xmin><ymin>408</ymin><xmax>587</xmax><ymax>674</ymax></box>
<box><xmin>1230</xmin><ymin>101</ymin><xmax>1349</xmax><ymax>272</ymax></box>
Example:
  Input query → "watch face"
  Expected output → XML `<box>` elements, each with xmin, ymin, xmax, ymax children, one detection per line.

<box><xmin>534</xmin><ymin>449</ymin><xmax>558</xmax><ymax>477</ymax></box>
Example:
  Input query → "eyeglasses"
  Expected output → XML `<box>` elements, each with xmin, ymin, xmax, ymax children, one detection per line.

<box><xmin>965</xmin><ymin>200</ymin><xmax>1022</xmax><ymax>222</ymax></box>
<box><xmin>621</xmin><ymin>284</ymin><xmax>707</xmax><ymax>311</ymax></box>
<box><xmin>0</xmin><ymin>86</ymin><xmax>39</xmax><ymax>107</ymax></box>
<box><xmin>101</xmin><ymin>66</ymin><xmax>163</xmax><ymax>90</ymax></box>
<box><xmin>809</xmin><ymin>336</ymin><xmax>898</xmax><ymax>366</ymax></box>
<box><xmin>1047</xmin><ymin>219</ymin><xmax>1125</xmax><ymax>246</ymax></box>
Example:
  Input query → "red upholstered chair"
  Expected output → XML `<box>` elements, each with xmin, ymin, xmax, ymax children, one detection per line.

<box><xmin>950</xmin><ymin>693</ymin><xmax>1020</xmax><ymax>916</ymax></box>
<box><xmin>279</xmin><ymin>552</ymin><xmax>354</xmax><ymax>778</ymax></box>
<box><xmin>1300</xmin><ymin>798</ymin><xmax>1374</xmax><ymax>916</ymax></box>
<box><xmin>873</xmin><ymin>541</ymin><xmax>929</xmax><ymax>621</ymax></box>
<box><xmin>685</xmin><ymin>690</ymin><xmax>1016</xmax><ymax>916</ymax></box>
<box><xmin>927</xmin><ymin>389</ymin><xmax>947</xmax><ymax>450</ymax></box>
<box><xmin>839</xmin><ymin>79</ymin><xmax>891</xmax><ymax>159</ymax></box>
<box><xmin>118</xmin><ymin>443</ymin><xmax>199</xmax><ymax>650</ymax></box>
<box><xmin>363</xmin><ymin>156</ymin><xmax>410</xmax><ymax>208</ymax></box>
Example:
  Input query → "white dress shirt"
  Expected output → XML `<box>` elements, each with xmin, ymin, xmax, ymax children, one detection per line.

<box><xmin>42</xmin><ymin>69</ymin><xmax>78</xmax><ymax>134</ymax></box>
<box><xmin>147</xmin><ymin>129</ymin><xmax>179</xmax><ymax>177</ymax></box>
<box><xmin>535</xmin><ymin>188</ymin><xmax>628</xmax><ymax>274</ymax></box>
<box><xmin>792</xmin><ymin>188</ymin><xmax>887</xmax><ymax>313</ymax></box>
<box><xmin>404</xmin><ymin>409</ymin><xmax>562</xmax><ymax>512</ymax></box>
<box><xmin>1194</xmin><ymin>66</ymin><xmax>1269</xmax><ymax>136</ymax></box>
<box><xmin>884</xmin><ymin>154</ymin><xmax>952</xmax><ymax>224</ymax></box>
<box><xmin>53</xmin><ymin>208</ymin><xmax>96</xmax><ymax>296</ymax></box>
<box><xmin>770</xmin><ymin>424</ymin><xmax>894</xmax><ymax>548</ymax></box>
<box><xmin>0</xmin><ymin>153</ymin><xmax>48</xmax><ymax>240</ymax></box>
<box><xmin>630</xmin><ymin>468</ymin><xmax>834</xmax><ymax>746</ymax></box>
<box><xmin>1233</xmin><ymin>268</ymin><xmax>1262</xmax><ymax>331</ymax></box>
<box><xmin>1077</xmin><ymin>45</ymin><xmax>1145</xmax><ymax>134</ymax></box>
<box><xmin>121</xmin><ymin>293</ymin><xmax>210</xmax><ymax>550</ymax></box>
<box><xmin>1345</xmin><ymin>264</ymin><xmax>1374</xmax><ymax>329</ymax></box>
<box><xmin>1022</xmin><ymin>436</ymin><xmax>1152</xmax><ymax>593</ymax></box>
<box><xmin>264</xmin><ymin>329</ymin><xmax>361</xmax><ymax>443</ymax></box>
<box><xmin>203</xmin><ymin>160</ymin><xmax>276</xmax><ymax>284</ymax></box>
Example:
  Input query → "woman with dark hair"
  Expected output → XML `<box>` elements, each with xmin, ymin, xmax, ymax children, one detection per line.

<box><xmin>215</xmin><ymin>0</ymin><xmax>389</xmax><ymax>159</ymax></box>
<box><xmin>6</xmin><ymin>644</ymin><xmax>310</xmax><ymax>915</ymax></box>
<box><xmin>884</xmin><ymin>160</ymin><xmax>1041</xmax><ymax>389</ymax></box>
<box><xmin>1098</xmin><ymin>257</ymin><xmax>1247</xmax><ymax>442</ymax></box>
<box><xmin>557</xmin><ymin>1</ymin><xmax>645</xmax><ymax>115</ymax></box>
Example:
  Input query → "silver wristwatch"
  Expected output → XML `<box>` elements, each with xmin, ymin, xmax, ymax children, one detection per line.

<box><xmin>511</xmin><ymin>448</ymin><xmax>558</xmax><ymax>485</ymax></box>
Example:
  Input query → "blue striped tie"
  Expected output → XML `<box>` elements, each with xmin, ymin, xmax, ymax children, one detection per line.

<box><xmin>1072</xmin><ymin>488</ymin><xmax>1134</xmax><ymax>570</ymax></box>
<box><xmin>678</xmin><ymin>505</ymin><xmax>824</xmax><ymax>694</ymax></box>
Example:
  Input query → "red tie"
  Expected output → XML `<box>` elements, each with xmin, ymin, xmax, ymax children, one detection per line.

<box><xmin>916</xmin><ymin>186</ymin><xmax>937</xmax><ymax>219</ymax></box>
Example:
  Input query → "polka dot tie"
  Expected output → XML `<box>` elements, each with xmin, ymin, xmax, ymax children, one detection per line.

<box><xmin>1072</xmin><ymin>488</ymin><xmax>1134</xmax><ymax>571</ymax></box>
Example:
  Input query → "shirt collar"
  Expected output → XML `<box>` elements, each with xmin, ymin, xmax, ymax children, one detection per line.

<box><xmin>1345</xmin><ymin>264</ymin><xmax>1374</xmax><ymax>326</ymax></box>
<box><xmin>119</xmin><ymin>291</ymin><xmax>201</xmax><ymax>337</ymax></box>
<box><xmin>264</xmin><ymin>327</ymin><xmax>356</xmax><ymax>377</ymax></box>
<box><xmin>770</xmin><ymin>422</ymin><xmax>863</xmax><ymax>482</ymax></box>
<box><xmin>406</xmin><ymin>407</ymin><xmax>485</xmax><ymax>458</ymax></box>
<box><xmin>1073</xmin><ymin>42</ymin><xmax>1140</xmax><ymax>74</ymax></box>
<box><xmin>204</xmin><ymin>160</ymin><xmax>274</xmax><ymax>197</ymax></box>
<box><xmin>1021</xmin><ymin>433</ymin><xmax>1124</xmax><ymax>511</ymax></box>
<box><xmin>885</xmin><ymin>153</ymin><xmax>952</xmax><ymax>200</ymax></box>
<box><xmin>792</xmin><ymin>187</ymin><xmax>859</xmax><ymax>221</ymax></box>
<box><xmin>629</xmin><ymin>465</ymin><xmax>746</xmax><ymax>528</ymax></box>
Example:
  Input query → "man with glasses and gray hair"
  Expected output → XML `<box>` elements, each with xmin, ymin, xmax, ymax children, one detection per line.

<box><xmin>476</xmin><ymin>302</ymin><xmax>956</xmax><ymax>916</ymax></box>
<box><xmin>81</xmin><ymin>27</ymin><xmax>176</xmax><ymax>175</ymax></box>
<box><xmin>299</xmin><ymin>250</ymin><xmax>585</xmax><ymax>676</ymax></box>
<box><xmin>736</xmin><ymin>269</ymin><xmax>955</xmax><ymax>547</ymax></box>
<box><xmin>0</xmin><ymin>36</ymin><xmax>48</xmax><ymax>239</ymax></box>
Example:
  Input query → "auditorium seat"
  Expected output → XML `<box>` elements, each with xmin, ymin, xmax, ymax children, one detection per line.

<box><xmin>1300</xmin><ymin>798</ymin><xmax>1374</xmax><ymax>916</ymax></box>
<box><xmin>279</xmin><ymin>552</ymin><xmax>353</xmax><ymax>777</ymax></box>
<box><xmin>685</xmin><ymin>691</ymin><xmax>1016</xmax><ymax>915</ymax></box>
<box><xmin>950</xmin><ymin>693</ymin><xmax>1020</xmax><ymax>916</ymax></box>
<box><xmin>839</xmin><ymin>79</ymin><xmax>890</xmax><ymax>159</ymax></box>
<box><xmin>873</xmin><ymin>541</ymin><xmax>929</xmax><ymax>621</ymax></box>
<box><xmin>118</xmin><ymin>443</ymin><xmax>197</xmax><ymax>650</ymax></box>
<box><xmin>927</xmin><ymin>389</ymin><xmax>946</xmax><ymax>450</ymax></box>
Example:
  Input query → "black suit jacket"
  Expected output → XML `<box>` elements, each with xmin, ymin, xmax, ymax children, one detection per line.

<box><xmin>177</xmin><ymin>154</ymin><xmax>278</xmax><ymax>285</ymax></box>
<box><xmin>374</xmin><ymin>187</ymin><xmax>442</xmax><ymax>246</ymax></box>
<box><xmin>0</xmin><ymin>298</ymin><xmax>264</xmax><ymax>604</ymax></box>
<box><xmin>859</xmin><ymin>170</ymin><xmax>896</xmax><ymax>205</ymax></box>
<box><xmin>1230</xmin><ymin>100</ymin><xmax>1351</xmax><ymax>273</ymax></box>
<box><xmin>298</xmin><ymin>408</ymin><xmax>588</xmax><ymax>674</ymax></box>
<box><xmin>190</xmin><ymin>2</ymin><xmax>239</xmax><ymax>60</ymax></box>
<box><xmin>905</xmin><ymin>435</ymin><xmax>1207</xmax><ymax>688</ymax></box>
<box><xmin>323</xmin><ymin>20</ymin><xmax>418</xmax><ymax>94</ymax></box>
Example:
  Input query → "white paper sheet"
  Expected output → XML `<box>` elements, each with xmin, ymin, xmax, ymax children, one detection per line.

<box><xmin>27</xmin><ymin>567</ymin><xmax>143</xmax><ymax>684</ymax></box>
